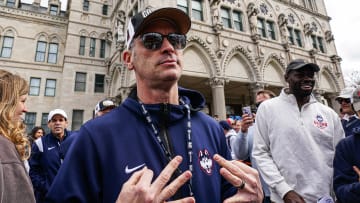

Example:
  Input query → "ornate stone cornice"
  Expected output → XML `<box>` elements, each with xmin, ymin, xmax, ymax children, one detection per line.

<box><xmin>0</xmin><ymin>6</ymin><xmax>68</xmax><ymax>25</ymax></box>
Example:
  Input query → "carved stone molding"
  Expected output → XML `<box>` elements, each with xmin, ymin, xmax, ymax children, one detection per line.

<box><xmin>325</xmin><ymin>30</ymin><xmax>334</xmax><ymax>42</ymax></box>
<box><xmin>187</xmin><ymin>35</ymin><xmax>220</xmax><ymax>74</ymax></box>
<box><xmin>223</xmin><ymin>44</ymin><xmax>260</xmax><ymax>80</ymax></box>
<box><xmin>209</xmin><ymin>77</ymin><xmax>228</xmax><ymax>87</ymax></box>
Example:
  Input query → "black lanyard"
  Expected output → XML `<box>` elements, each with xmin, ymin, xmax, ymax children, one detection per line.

<box><xmin>138</xmin><ymin>98</ymin><xmax>193</xmax><ymax>196</ymax></box>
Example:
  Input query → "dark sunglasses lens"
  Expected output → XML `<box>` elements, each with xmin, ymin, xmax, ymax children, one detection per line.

<box><xmin>142</xmin><ymin>33</ymin><xmax>163</xmax><ymax>50</ymax></box>
<box><xmin>168</xmin><ymin>34</ymin><xmax>186</xmax><ymax>49</ymax></box>
<box><xmin>338</xmin><ymin>98</ymin><xmax>351</xmax><ymax>104</ymax></box>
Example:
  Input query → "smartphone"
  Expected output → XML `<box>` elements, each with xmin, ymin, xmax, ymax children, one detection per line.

<box><xmin>242</xmin><ymin>106</ymin><xmax>252</xmax><ymax>116</ymax></box>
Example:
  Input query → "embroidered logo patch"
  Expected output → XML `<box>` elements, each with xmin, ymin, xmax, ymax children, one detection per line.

<box><xmin>314</xmin><ymin>114</ymin><xmax>328</xmax><ymax>129</ymax></box>
<box><xmin>198</xmin><ymin>149</ymin><xmax>213</xmax><ymax>175</ymax></box>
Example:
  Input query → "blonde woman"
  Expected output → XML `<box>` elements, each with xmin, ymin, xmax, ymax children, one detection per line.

<box><xmin>0</xmin><ymin>69</ymin><xmax>35</xmax><ymax>202</ymax></box>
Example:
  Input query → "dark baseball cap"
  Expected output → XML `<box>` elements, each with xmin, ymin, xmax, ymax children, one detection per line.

<box><xmin>219</xmin><ymin>120</ymin><xmax>232</xmax><ymax>131</ymax></box>
<box><xmin>286</xmin><ymin>59</ymin><xmax>320</xmax><ymax>74</ymax></box>
<box><xmin>126</xmin><ymin>7</ymin><xmax>191</xmax><ymax>49</ymax></box>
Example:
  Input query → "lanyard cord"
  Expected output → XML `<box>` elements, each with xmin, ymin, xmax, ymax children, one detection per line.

<box><xmin>138</xmin><ymin>98</ymin><xmax>193</xmax><ymax>196</ymax></box>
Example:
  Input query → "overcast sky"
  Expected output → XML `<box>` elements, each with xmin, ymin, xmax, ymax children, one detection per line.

<box><xmin>21</xmin><ymin>1</ymin><xmax>357</xmax><ymax>77</ymax></box>
<box><xmin>325</xmin><ymin>1</ymin><xmax>360</xmax><ymax>81</ymax></box>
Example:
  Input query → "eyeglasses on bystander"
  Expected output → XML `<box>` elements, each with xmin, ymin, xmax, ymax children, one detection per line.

<box><xmin>337</xmin><ymin>98</ymin><xmax>351</xmax><ymax>104</ymax></box>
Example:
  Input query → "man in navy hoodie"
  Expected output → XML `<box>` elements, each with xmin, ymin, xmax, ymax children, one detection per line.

<box><xmin>29</xmin><ymin>109</ymin><xmax>73</xmax><ymax>202</ymax></box>
<box><xmin>46</xmin><ymin>6</ymin><xmax>263</xmax><ymax>203</ymax></box>
<box><xmin>334</xmin><ymin>86</ymin><xmax>360</xmax><ymax>202</ymax></box>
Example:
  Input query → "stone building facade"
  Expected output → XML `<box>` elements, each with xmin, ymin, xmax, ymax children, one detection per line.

<box><xmin>0</xmin><ymin>0</ymin><xmax>344</xmax><ymax>132</ymax></box>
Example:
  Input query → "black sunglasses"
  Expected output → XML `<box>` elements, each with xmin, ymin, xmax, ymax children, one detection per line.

<box><xmin>140</xmin><ymin>32</ymin><xmax>186</xmax><ymax>50</ymax></box>
<box><xmin>337</xmin><ymin>98</ymin><xmax>351</xmax><ymax>104</ymax></box>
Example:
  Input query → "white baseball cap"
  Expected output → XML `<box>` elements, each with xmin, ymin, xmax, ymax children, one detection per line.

<box><xmin>336</xmin><ymin>87</ymin><xmax>355</xmax><ymax>103</ymax></box>
<box><xmin>48</xmin><ymin>109</ymin><xmax>68</xmax><ymax>122</ymax></box>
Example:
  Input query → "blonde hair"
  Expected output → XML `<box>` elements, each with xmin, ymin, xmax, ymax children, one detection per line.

<box><xmin>0</xmin><ymin>69</ymin><xmax>30</xmax><ymax>160</ymax></box>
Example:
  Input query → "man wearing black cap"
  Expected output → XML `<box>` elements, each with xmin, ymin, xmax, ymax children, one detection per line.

<box><xmin>46</xmin><ymin>7</ymin><xmax>263</xmax><ymax>203</ymax></box>
<box><xmin>252</xmin><ymin>59</ymin><xmax>345</xmax><ymax>203</ymax></box>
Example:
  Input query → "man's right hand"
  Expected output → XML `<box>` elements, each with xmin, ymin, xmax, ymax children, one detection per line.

<box><xmin>116</xmin><ymin>156</ymin><xmax>195</xmax><ymax>203</ymax></box>
<box><xmin>283</xmin><ymin>190</ymin><xmax>305</xmax><ymax>203</ymax></box>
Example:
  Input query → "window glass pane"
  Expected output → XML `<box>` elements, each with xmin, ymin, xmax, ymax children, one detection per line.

<box><xmin>47</xmin><ymin>43</ymin><xmax>58</xmax><ymax>64</ymax></box>
<box><xmin>257</xmin><ymin>19</ymin><xmax>266</xmax><ymax>37</ymax></box>
<box><xmin>75</xmin><ymin>72</ymin><xmax>86</xmax><ymax>92</ymax></box>
<box><xmin>178</xmin><ymin>0</ymin><xmax>187</xmax><ymax>7</ymax></box>
<box><xmin>41</xmin><ymin>113</ymin><xmax>49</xmax><ymax>134</ymax></box>
<box><xmin>311</xmin><ymin>35</ymin><xmax>317</xmax><ymax>49</ymax></box>
<box><xmin>100</xmin><ymin>40</ymin><xmax>106</xmax><ymax>58</ymax></box>
<box><xmin>79</xmin><ymin>36</ymin><xmax>86</xmax><ymax>56</ymax></box>
<box><xmin>25</xmin><ymin>112</ymin><xmax>36</xmax><ymax>134</ymax></box>
<box><xmin>6</xmin><ymin>0</ymin><xmax>15</xmax><ymax>7</ymax></box>
<box><xmin>288</xmin><ymin>27</ymin><xmax>294</xmax><ymax>45</ymax></box>
<box><xmin>220</xmin><ymin>8</ymin><xmax>231</xmax><ymax>28</ymax></box>
<box><xmin>295</xmin><ymin>29</ymin><xmax>302</xmax><ymax>47</ymax></box>
<box><xmin>29</xmin><ymin>77</ymin><xmax>41</xmax><ymax>96</ymax></box>
<box><xmin>89</xmin><ymin>38</ymin><xmax>96</xmax><ymax>57</ymax></box>
<box><xmin>318</xmin><ymin>37</ymin><xmax>324</xmax><ymax>53</ymax></box>
<box><xmin>35</xmin><ymin>41</ymin><xmax>47</xmax><ymax>62</ymax></box>
<box><xmin>45</xmin><ymin>79</ymin><xmax>56</xmax><ymax>96</ymax></box>
<box><xmin>95</xmin><ymin>74</ymin><xmax>105</xmax><ymax>93</ymax></box>
<box><xmin>266</xmin><ymin>21</ymin><xmax>275</xmax><ymax>40</ymax></box>
<box><xmin>83</xmin><ymin>0</ymin><xmax>89</xmax><ymax>11</ymax></box>
<box><xmin>192</xmin><ymin>0</ymin><xmax>203</xmax><ymax>21</ymax></box>
<box><xmin>50</xmin><ymin>5</ymin><xmax>58</xmax><ymax>15</ymax></box>
<box><xmin>233</xmin><ymin>11</ymin><xmax>243</xmax><ymax>31</ymax></box>
<box><xmin>1</xmin><ymin>37</ymin><xmax>14</xmax><ymax>58</ymax></box>
<box><xmin>72</xmin><ymin>110</ymin><xmax>84</xmax><ymax>130</ymax></box>
<box><xmin>102</xmin><ymin>4</ymin><xmax>108</xmax><ymax>15</ymax></box>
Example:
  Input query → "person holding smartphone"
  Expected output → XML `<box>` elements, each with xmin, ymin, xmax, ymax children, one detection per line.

<box><xmin>232</xmin><ymin>90</ymin><xmax>275</xmax><ymax>203</ymax></box>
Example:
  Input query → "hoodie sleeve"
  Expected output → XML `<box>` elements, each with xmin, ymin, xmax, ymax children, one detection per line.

<box><xmin>333</xmin><ymin>138</ymin><xmax>360</xmax><ymax>203</ymax></box>
<box><xmin>45</xmin><ymin>128</ymin><xmax>102</xmax><ymax>203</ymax></box>
<box><xmin>232</xmin><ymin>131</ymin><xmax>249</xmax><ymax>160</ymax></box>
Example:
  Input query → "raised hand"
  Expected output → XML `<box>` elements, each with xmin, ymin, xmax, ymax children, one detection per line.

<box><xmin>116</xmin><ymin>156</ymin><xmax>195</xmax><ymax>203</ymax></box>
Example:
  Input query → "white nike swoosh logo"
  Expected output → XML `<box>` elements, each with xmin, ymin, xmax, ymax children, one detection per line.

<box><xmin>48</xmin><ymin>146</ymin><xmax>56</xmax><ymax>150</ymax></box>
<box><xmin>125</xmin><ymin>164</ymin><xmax>145</xmax><ymax>174</ymax></box>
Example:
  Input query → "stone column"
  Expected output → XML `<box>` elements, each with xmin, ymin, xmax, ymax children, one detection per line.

<box><xmin>209</xmin><ymin>77</ymin><xmax>227</xmax><ymax>120</ymax></box>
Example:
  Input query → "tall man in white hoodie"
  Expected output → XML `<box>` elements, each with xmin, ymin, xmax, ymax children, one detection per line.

<box><xmin>252</xmin><ymin>59</ymin><xmax>345</xmax><ymax>203</ymax></box>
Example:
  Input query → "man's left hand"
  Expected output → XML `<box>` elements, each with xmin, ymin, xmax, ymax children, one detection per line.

<box><xmin>214</xmin><ymin>154</ymin><xmax>263</xmax><ymax>203</ymax></box>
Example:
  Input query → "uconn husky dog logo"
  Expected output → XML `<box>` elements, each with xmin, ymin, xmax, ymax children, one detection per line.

<box><xmin>198</xmin><ymin>149</ymin><xmax>213</xmax><ymax>175</ymax></box>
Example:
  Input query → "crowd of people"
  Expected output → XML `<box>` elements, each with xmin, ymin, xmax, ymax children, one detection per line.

<box><xmin>1</xmin><ymin>6</ymin><xmax>360</xmax><ymax>203</ymax></box>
